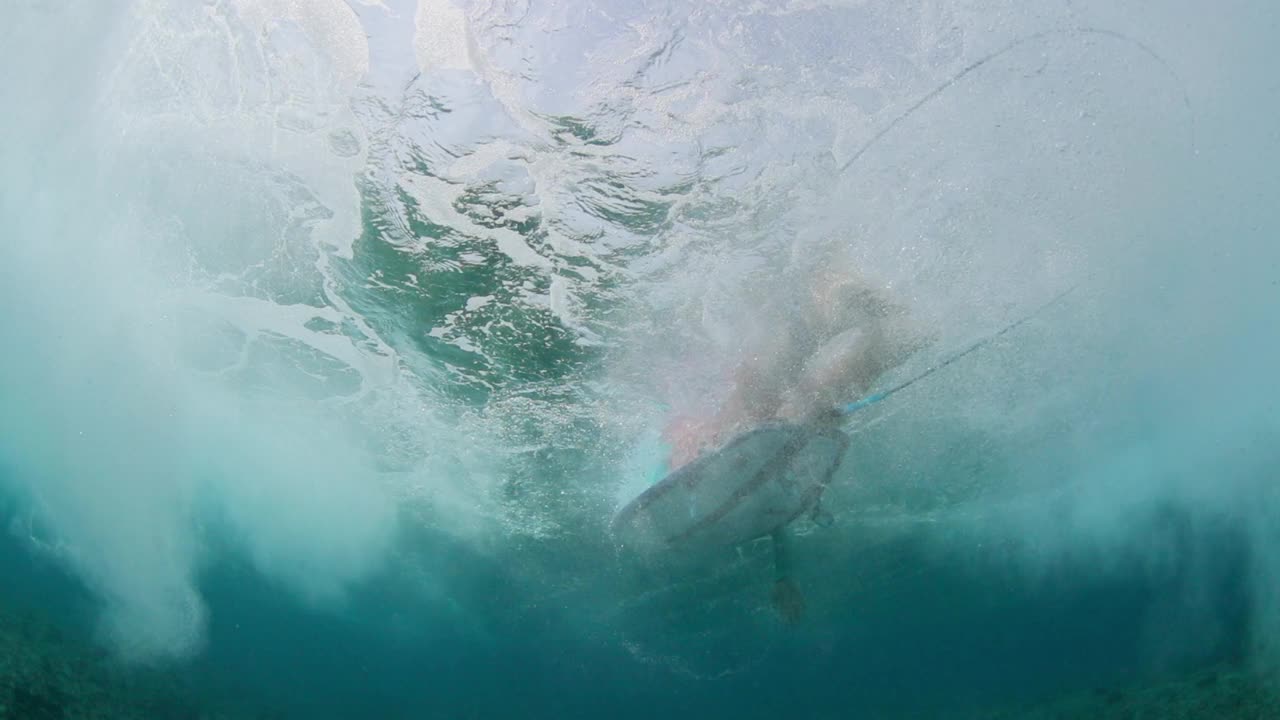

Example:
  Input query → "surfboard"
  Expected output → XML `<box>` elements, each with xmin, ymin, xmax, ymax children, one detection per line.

<box><xmin>611</xmin><ymin>423</ymin><xmax>849</xmax><ymax>553</ymax></box>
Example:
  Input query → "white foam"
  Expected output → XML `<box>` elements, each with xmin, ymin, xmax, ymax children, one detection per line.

<box><xmin>414</xmin><ymin>0</ymin><xmax>475</xmax><ymax>73</ymax></box>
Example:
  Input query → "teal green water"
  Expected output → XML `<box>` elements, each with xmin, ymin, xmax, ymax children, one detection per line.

<box><xmin>2</xmin><ymin>1</ymin><xmax>1280</xmax><ymax>718</ymax></box>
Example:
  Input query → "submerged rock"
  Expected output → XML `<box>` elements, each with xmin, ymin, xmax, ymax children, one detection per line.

<box><xmin>0</xmin><ymin>602</ymin><xmax>253</xmax><ymax>720</ymax></box>
<box><xmin>969</xmin><ymin>663</ymin><xmax>1280</xmax><ymax>720</ymax></box>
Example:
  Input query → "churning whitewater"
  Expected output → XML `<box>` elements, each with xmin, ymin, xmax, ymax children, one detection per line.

<box><xmin>1</xmin><ymin>0</ymin><xmax>1279</xmax><ymax>718</ymax></box>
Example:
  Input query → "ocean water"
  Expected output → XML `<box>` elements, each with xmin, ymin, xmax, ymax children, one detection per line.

<box><xmin>1</xmin><ymin>1</ymin><xmax>1278</xmax><ymax>718</ymax></box>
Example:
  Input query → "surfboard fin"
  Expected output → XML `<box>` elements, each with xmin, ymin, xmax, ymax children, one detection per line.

<box><xmin>810</xmin><ymin>503</ymin><xmax>835</xmax><ymax>528</ymax></box>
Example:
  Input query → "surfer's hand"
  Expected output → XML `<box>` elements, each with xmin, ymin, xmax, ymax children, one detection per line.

<box><xmin>771</xmin><ymin>578</ymin><xmax>805</xmax><ymax>625</ymax></box>
<box><xmin>664</xmin><ymin>414</ymin><xmax>721</xmax><ymax>468</ymax></box>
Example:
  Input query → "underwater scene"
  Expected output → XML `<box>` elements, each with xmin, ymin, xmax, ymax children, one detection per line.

<box><xmin>2</xmin><ymin>0</ymin><xmax>1279</xmax><ymax>718</ymax></box>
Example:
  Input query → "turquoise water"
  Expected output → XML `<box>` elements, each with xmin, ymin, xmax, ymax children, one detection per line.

<box><xmin>2</xmin><ymin>1</ymin><xmax>1279</xmax><ymax>718</ymax></box>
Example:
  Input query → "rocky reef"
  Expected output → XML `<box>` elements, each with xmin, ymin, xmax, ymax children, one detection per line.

<box><xmin>0</xmin><ymin>602</ymin><xmax>251</xmax><ymax>720</ymax></box>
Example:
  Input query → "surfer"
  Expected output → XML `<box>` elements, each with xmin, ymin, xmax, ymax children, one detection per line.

<box><xmin>665</xmin><ymin>265</ymin><xmax>927</xmax><ymax>464</ymax></box>
<box><xmin>662</xmin><ymin>261</ymin><xmax>929</xmax><ymax>622</ymax></box>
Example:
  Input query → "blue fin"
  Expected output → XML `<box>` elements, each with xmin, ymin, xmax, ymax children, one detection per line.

<box><xmin>811</xmin><ymin>503</ymin><xmax>835</xmax><ymax>528</ymax></box>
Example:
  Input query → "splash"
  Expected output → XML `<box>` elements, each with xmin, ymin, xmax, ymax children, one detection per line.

<box><xmin>1</xmin><ymin>1</ymin><xmax>1278</xmax><ymax>715</ymax></box>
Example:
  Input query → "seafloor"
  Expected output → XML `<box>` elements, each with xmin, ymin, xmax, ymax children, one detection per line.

<box><xmin>0</xmin><ymin>600</ymin><xmax>257</xmax><ymax>720</ymax></box>
<box><xmin>965</xmin><ymin>666</ymin><xmax>1280</xmax><ymax>720</ymax></box>
<box><xmin>2</xmin><ymin>594</ymin><xmax>1277</xmax><ymax>719</ymax></box>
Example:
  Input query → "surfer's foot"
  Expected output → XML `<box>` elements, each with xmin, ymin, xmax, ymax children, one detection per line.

<box><xmin>771</xmin><ymin>578</ymin><xmax>805</xmax><ymax>625</ymax></box>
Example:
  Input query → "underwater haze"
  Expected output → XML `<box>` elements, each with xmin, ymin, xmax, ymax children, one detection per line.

<box><xmin>2</xmin><ymin>0</ymin><xmax>1279</xmax><ymax>718</ymax></box>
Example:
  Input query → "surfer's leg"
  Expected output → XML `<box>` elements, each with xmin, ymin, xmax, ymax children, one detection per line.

<box><xmin>783</xmin><ymin>275</ymin><xmax>932</xmax><ymax>420</ymax></box>
<box><xmin>770</xmin><ymin>526</ymin><xmax>805</xmax><ymax>624</ymax></box>
<box><xmin>771</xmin><ymin>526</ymin><xmax>794</xmax><ymax>580</ymax></box>
<box><xmin>829</xmin><ymin>277</ymin><xmax>931</xmax><ymax>377</ymax></box>
<box><xmin>782</xmin><ymin>327</ymin><xmax>872</xmax><ymax>419</ymax></box>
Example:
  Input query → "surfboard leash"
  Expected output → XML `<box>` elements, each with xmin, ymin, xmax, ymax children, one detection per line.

<box><xmin>837</xmin><ymin>284</ymin><xmax>1077</xmax><ymax>417</ymax></box>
